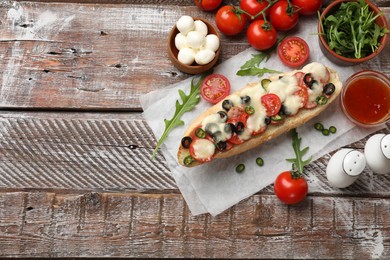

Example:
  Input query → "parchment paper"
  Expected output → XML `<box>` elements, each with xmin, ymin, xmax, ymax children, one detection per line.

<box><xmin>140</xmin><ymin>16</ymin><xmax>386</xmax><ymax>216</ymax></box>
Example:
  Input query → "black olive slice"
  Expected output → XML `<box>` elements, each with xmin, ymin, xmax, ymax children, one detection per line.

<box><xmin>217</xmin><ymin>111</ymin><xmax>228</xmax><ymax>122</ymax></box>
<box><xmin>323</xmin><ymin>83</ymin><xmax>335</xmax><ymax>95</ymax></box>
<box><xmin>222</xmin><ymin>99</ymin><xmax>234</xmax><ymax>111</ymax></box>
<box><xmin>181</xmin><ymin>136</ymin><xmax>192</xmax><ymax>148</ymax></box>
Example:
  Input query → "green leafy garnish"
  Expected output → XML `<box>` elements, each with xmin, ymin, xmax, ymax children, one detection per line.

<box><xmin>321</xmin><ymin>0</ymin><xmax>389</xmax><ymax>59</ymax></box>
<box><xmin>151</xmin><ymin>75</ymin><xmax>205</xmax><ymax>159</ymax></box>
<box><xmin>240</xmin><ymin>52</ymin><xmax>272</xmax><ymax>70</ymax></box>
<box><xmin>237</xmin><ymin>67</ymin><xmax>282</xmax><ymax>77</ymax></box>
<box><xmin>286</xmin><ymin>129</ymin><xmax>312</xmax><ymax>175</ymax></box>
<box><xmin>236</xmin><ymin>38</ymin><xmax>284</xmax><ymax>77</ymax></box>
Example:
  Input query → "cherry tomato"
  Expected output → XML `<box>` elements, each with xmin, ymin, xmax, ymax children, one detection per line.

<box><xmin>261</xmin><ymin>93</ymin><xmax>281</xmax><ymax>117</ymax></box>
<box><xmin>274</xmin><ymin>171</ymin><xmax>308</xmax><ymax>205</ymax></box>
<box><xmin>269</xmin><ymin>0</ymin><xmax>299</xmax><ymax>31</ymax></box>
<box><xmin>239</xmin><ymin>0</ymin><xmax>270</xmax><ymax>21</ymax></box>
<box><xmin>291</xmin><ymin>0</ymin><xmax>323</xmax><ymax>15</ymax></box>
<box><xmin>200</xmin><ymin>74</ymin><xmax>231</xmax><ymax>104</ymax></box>
<box><xmin>194</xmin><ymin>0</ymin><xmax>222</xmax><ymax>11</ymax></box>
<box><xmin>246</xmin><ymin>20</ymin><xmax>277</xmax><ymax>51</ymax></box>
<box><xmin>215</xmin><ymin>5</ymin><xmax>247</xmax><ymax>36</ymax></box>
<box><xmin>278</xmin><ymin>36</ymin><xmax>310</xmax><ymax>68</ymax></box>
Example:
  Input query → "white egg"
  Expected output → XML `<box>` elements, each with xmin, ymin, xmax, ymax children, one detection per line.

<box><xmin>178</xmin><ymin>47</ymin><xmax>195</xmax><ymax>65</ymax></box>
<box><xmin>364</xmin><ymin>134</ymin><xmax>390</xmax><ymax>174</ymax></box>
<box><xmin>194</xmin><ymin>20</ymin><xmax>208</xmax><ymax>36</ymax></box>
<box><xmin>187</xmin><ymin>31</ymin><xmax>205</xmax><ymax>49</ymax></box>
<box><xmin>202</xmin><ymin>34</ymin><xmax>220</xmax><ymax>52</ymax></box>
<box><xmin>176</xmin><ymin>16</ymin><xmax>195</xmax><ymax>35</ymax></box>
<box><xmin>195</xmin><ymin>49</ymin><xmax>215</xmax><ymax>65</ymax></box>
<box><xmin>175</xmin><ymin>33</ymin><xmax>189</xmax><ymax>50</ymax></box>
<box><xmin>326</xmin><ymin>149</ymin><xmax>366</xmax><ymax>188</ymax></box>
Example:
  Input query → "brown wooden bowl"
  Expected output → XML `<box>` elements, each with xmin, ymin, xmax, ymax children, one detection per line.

<box><xmin>318</xmin><ymin>0</ymin><xmax>388</xmax><ymax>66</ymax></box>
<box><xmin>167</xmin><ymin>17</ymin><xmax>221</xmax><ymax>75</ymax></box>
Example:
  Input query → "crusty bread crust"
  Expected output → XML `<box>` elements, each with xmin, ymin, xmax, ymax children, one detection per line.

<box><xmin>178</xmin><ymin>67</ymin><xmax>342</xmax><ymax>167</ymax></box>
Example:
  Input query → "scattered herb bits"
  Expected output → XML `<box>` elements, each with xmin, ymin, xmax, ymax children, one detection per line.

<box><xmin>236</xmin><ymin>163</ymin><xmax>245</xmax><ymax>173</ymax></box>
<box><xmin>314</xmin><ymin>123</ymin><xmax>337</xmax><ymax>136</ymax></box>
<box><xmin>314</xmin><ymin>122</ymin><xmax>324</xmax><ymax>131</ymax></box>
<box><xmin>329</xmin><ymin>126</ymin><xmax>337</xmax><ymax>134</ymax></box>
<box><xmin>322</xmin><ymin>128</ymin><xmax>330</xmax><ymax>136</ymax></box>
<box><xmin>256</xmin><ymin>157</ymin><xmax>264</xmax><ymax>166</ymax></box>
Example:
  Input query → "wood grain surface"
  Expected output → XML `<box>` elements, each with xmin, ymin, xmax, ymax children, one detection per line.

<box><xmin>0</xmin><ymin>0</ymin><xmax>390</xmax><ymax>258</ymax></box>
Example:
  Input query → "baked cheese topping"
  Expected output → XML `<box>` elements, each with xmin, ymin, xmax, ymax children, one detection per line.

<box><xmin>181</xmin><ymin>62</ymin><xmax>335</xmax><ymax>165</ymax></box>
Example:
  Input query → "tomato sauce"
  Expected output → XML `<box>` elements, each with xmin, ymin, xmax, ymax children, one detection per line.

<box><xmin>343</xmin><ymin>76</ymin><xmax>390</xmax><ymax>125</ymax></box>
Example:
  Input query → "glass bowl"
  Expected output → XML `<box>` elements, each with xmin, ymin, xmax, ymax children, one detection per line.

<box><xmin>340</xmin><ymin>70</ymin><xmax>390</xmax><ymax>127</ymax></box>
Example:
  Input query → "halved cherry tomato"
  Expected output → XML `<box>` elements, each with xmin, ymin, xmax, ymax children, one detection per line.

<box><xmin>194</xmin><ymin>0</ymin><xmax>222</xmax><ymax>11</ymax></box>
<box><xmin>278</xmin><ymin>36</ymin><xmax>310</xmax><ymax>68</ymax></box>
<box><xmin>200</xmin><ymin>74</ymin><xmax>231</xmax><ymax>104</ymax></box>
<box><xmin>261</xmin><ymin>93</ymin><xmax>281</xmax><ymax>117</ymax></box>
<box><xmin>228</xmin><ymin>134</ymin><xmax>246</xmax><ymax>145</ymax></box>
<box><xmin>292</xmin><ymin>72</ymin><xmax>309</xmax><ymax>109</ymax></box>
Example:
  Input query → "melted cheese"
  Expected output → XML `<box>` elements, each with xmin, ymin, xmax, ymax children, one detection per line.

<box><xmin>192</xmin><ymin>139</ymin><xmax>215</xmax><ymax>160</ymax></box>
<box><xmin>241</xmin><ymin>84</ymin><xmax>267</xmax><ymax>133</ymax></box>
<box><xmin>191</xmin><ymin>62</ymin><xmax>331</xmax><ymax>160</ymax></box>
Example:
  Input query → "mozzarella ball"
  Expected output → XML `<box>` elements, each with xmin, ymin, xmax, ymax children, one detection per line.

<box><xmin>202</xmin><ymin>34</ymin><xmax>220</xmax><ymax>52</ymax></box>
<box><xmin>178</xmin><ymin>48</ymin><xmax>196</xmax><ymax>65</ymax></box>
<box><xmin>175</xmin><ymin>33</ymin><xmax>189</xmax><ymax>50</ymax></box>
<box><xmin>195</xmin><ymin>49</ymin><xmax>215</xmax><ymax>65</ymax></box>
<box><xmin>187</xmin><ymin>31</ymin><xmax>205</xmax><ymax>49</ymax></box>
<box><xmin>194</xmin><ymin>20</ymin><xmax>208</xmax><ymax>36</ymax></box>
<box><xmin>176</xmin><ymin>16</ymin><xmax>195</xmax><ymax>35</ymax></box>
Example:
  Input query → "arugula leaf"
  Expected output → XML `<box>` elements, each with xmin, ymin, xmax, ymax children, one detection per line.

<box><xmin>236</xmin><ymin>67</ymin><xmax>282</xmax><ymax>77</ymax></box>
<box><xmin>151</xmin><ymin>75</ymin><xmax>205</xmax><ymax>159</ymax></box>
<box><xmin>286</xmin><ymin>129</ymin><xmax>312</xmax><ymax>174</ymax></box>
<box><xmin>321</xmin><ymin>0</ymin><xmax>389</xmax><ymax>59</ymax></box>
<box><xmin>237</xmin><ymin>37</ymin><xmax>284</xmax><ymax>77</ymax></box>
<box><xmin>240</xmin><ymin>52</ymin><xmax>272</xmax><ymax>70</ymax></box>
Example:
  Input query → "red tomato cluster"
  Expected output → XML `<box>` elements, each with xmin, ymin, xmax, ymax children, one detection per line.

<box><xmin>194</xmin><ymin>0</ymin><xmax>323</xmax><ymax>52</ymax></box>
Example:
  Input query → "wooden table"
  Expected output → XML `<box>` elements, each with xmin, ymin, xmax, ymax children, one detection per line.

<box><xmin>0</xmin><ymin>0</ymin><xmax>389</xmax><ymax>258</ymax></box>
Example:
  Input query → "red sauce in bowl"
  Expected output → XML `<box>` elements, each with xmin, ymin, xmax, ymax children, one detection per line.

<box><xmin>341</xmin><ymin>71</ymin><xmax>390</xmax><ymax>127</ymax></box>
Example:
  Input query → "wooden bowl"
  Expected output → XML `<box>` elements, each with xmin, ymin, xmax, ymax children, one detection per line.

<box><xmin>167</xmin><ymin>17</ymin><xmax>221</xmax><ymax>75</ymax></box>
<box><xmin>318</xmin><ymin>0</ymin><xmax>388</xmax><ymax>66</ymax></box>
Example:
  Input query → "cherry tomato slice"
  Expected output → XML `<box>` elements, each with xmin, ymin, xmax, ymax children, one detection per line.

<box><xmin>278</xmin><ymin>36</ymin><xmax>310</xmax><ymax>68</ymax></box>
<box><xmin>261</xmin><ymin>93</ymin><xmax>281</xmax><ymax>117</ymax></box>
<box><xmin>200</xmin><ymin>74</ymin><xmax>231</xmax><ymax>104</ymax></box>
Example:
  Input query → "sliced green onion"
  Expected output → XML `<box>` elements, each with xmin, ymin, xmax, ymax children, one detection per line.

<box><xmin>256</xmin><ymin>157</ymin><xmax>264</xmax><ymax>166</ymax></box>
<box><xmin>329</xmin><ymin>126</ymin><xmax>337</xmax><ymax>134</ymax></box>
<box><xmin>183</xmin><ymin>155</ymin><xmax>194</xmax><ymax>166</ymax></box>
<box><xmin>322</xmin><ymin>128</ymin><xmax>330</xmax><ymax>136</ymax></box>
<box><xmin>195</xmin><ymin>128</ymin><xmax>206</xmax><ymax>138</ymax></box>
<box><xmin>245</xmin><ymin>105</ymin><xmax>255</xmax><ymax>115</ymax></box>
<box><xmin>236</xmin><ymin>163</ymin><xmax>245</xmax><ymax>173</ymax></box>
<box><xmin>314</xmin><ymin>123</ymin><xmax>324</xmax><ymax>131</ymax></box>
<box><xmin>316</xmin><ymin>95</ymin><xmax>328</xmax><ymax>105</ymax></box>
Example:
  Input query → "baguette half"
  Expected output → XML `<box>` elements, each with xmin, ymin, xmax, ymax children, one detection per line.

<box><xmin>178</xmin><ymin>63</ymin><xmax>343</xmax><ymax>167</ymax></box>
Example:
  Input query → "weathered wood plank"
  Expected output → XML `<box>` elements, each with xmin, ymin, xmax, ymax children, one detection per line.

<box><xmin>1</xmin><ymin>111</ymin><xmax>390</xmax><ymax>196</ymax></box>
<box><xmin>0</xmin><ymin>2</ymin><xmax>389</xmax><ymax>110</ymax></box>
<box><xmin>0</xmin><ymin>191</ymin><xmax>389</xmax><ymax>258</ymax></box>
